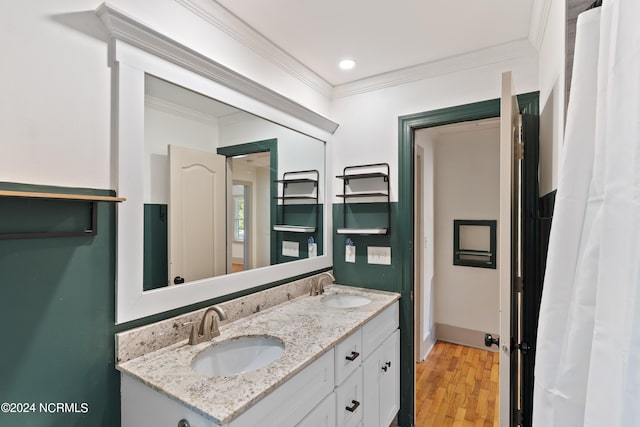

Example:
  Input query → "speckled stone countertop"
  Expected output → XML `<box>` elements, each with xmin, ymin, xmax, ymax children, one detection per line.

<box><xmin>117</xmin><ymin>284</ymin><xmax>400</xmax><ymax>425</ymax></box>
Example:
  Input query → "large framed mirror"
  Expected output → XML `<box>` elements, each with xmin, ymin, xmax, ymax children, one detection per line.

<box><xmin>143</xmin><ymin>75</ymin><xmax>325</xmax><ymax>290</ymax></box>
<box><xmin>108</xmin><ymin>26</ymin><xmax>336</xmax><ymax>323</ymax></box>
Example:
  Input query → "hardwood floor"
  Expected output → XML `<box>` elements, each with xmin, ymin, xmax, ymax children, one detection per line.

<box><xmin>415</xmin><ymin>341</ymin><xmax>499</xmax><ymax>427</ymax></box>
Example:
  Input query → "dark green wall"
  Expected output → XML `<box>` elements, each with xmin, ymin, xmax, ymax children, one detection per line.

<box><xmin>144</xmin><ymin>204</ymin><xmax>168</xmax><ymax>290</ymax></box>
<box><xmin>0</xmin><ymin>182</ymin><xmax>330</xmax><ymax>427</ymax></box>
<box><xmin>275</xmin><ymin>205</ymin><xmax>324</xmax><ymax>263</ymax></box>
<box><xmin>332</xmin><ymin>202</ymin><xmax>414</xmax><ymax>425</ymax></box>
<box><xmin>0</xmin><ymin>184</ymin><xmax>120</xmax><ymax>427</ymax></box>
<box><xmin>332</xmin><ymin>203</ymin><xmax>399</xmax><ymax>292</ymax></box>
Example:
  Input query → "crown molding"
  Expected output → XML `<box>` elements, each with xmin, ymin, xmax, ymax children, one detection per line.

<box><xmin>145</xmin><ymin>95</ymin><xmax>218</xmax><ymax>125</ymax></box>
<box><xmin>332</xmin><ymin>39</ymin><xmax>536</xmax><ymax>99</ymax></box>
<box><xmin>95</xmin><ymin>2</ymin><xmax>338</xmax><ymax>134</ymax></box>
<box><xmin>529</xmin><ymin>0</ymin><xmax>553</xmax><ymax>50</ymax></box>
<box><xmin>174</xmin><ymin>0</ymin><xmax>333</xmax><ymax>98</ymax></box>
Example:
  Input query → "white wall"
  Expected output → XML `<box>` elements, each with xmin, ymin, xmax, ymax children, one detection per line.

<box><xmin>0</xmin><ymin>0</ymin><xmax>330</xmax><ymax>192</ymax></box>
<box><xmin>144</xmin><ymin>101</ymin><xmax>220</xmax><ymax>203</ymax></box>
<box><xmin>330</xmin><ymin>41</ymin><xmax>539</xmax><ymax>203</ymax></box>
<box><xmin>220</xmin><ymin>115</ymin><xmax>325</xmax><ymax>204</ymax></box>
<box><xmin>0</xmin><ymin>1</ymin><xmax>112</xmax><ymax>189</ymax></box>
<box><xmin>537</xmin><ymin>0</ymin><xmax>566</xmax><ymax>195</ymax></box>
<box><xmin>433</xmin><ymin>126</ymin><xmax>501</xmax><ymax>336</ymax></box>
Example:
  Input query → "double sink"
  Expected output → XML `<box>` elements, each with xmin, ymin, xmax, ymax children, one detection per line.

<box><xmin>117</xmin><ymin>284</ymin><xmax>397</xmax><ymax>425</ymax></box>
<box><xmin>190</xmin><ymin>293</ymin><xmax>372</xmax><ymax>378</ymax></box>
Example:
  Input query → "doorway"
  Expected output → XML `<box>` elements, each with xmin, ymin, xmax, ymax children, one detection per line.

<box><xmin>227</xmin><ymin>150</ymin><xmax>271</xmax><ymax>273</ymax></box>
<box><xmin>231</xmin><ymin>182</ymin><xmax>251</xmax><ymax>272</ymax></box>
<box><xmin>398</xmin><ymin>92</ymin><xmax>541</xmax><ymax>427</ymax></box>
<box><xmin>413</xmin><ymin>118</ymin><xmax>501</xmax><ymax>426</ymax></box>
<box><xmin>217</xmin><ymin>138</ymin><xmax>278</xmax><ymax>269</ymax></box>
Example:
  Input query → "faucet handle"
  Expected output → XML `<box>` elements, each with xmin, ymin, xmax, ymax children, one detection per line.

<box><xmin>182</xmin><ymin>321</ymin><xmax>199</xmax><ymax>345</ymax></box>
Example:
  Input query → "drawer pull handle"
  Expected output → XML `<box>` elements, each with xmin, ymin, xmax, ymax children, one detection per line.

<box><xmin>345</xmin><ymin>351</ymin><xmax>360</xmax><ymax>361</ymax></box>
<box><xmin>346</xmin><ymin>400</ymin><xmax>360</xmax><ymax>412</ymax></box>
<box><xmin>178</xmin><ymin>419</ymin><xmax>191</xmax><ymax>427</ymax></box>
<box><xmin>382</xmin><ymin>361</ymin><xmax>391</xmax><ymax>372</ymax></box>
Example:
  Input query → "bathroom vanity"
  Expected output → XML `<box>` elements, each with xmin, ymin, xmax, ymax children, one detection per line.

<box><xmin>117</xmin><ymin>282</ymin><xmax>400</xmax><ymax>427</ymax></box>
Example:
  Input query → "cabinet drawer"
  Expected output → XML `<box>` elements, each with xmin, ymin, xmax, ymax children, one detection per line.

<box><xmin>335</xmin><ymin>366</ymin><xmax>363</xmax><ymax>427</ymax></box>
<box><xmin>362</xmin><ymin>302</ymin><xmax>399</xmax><ymax>355</ymax></box>
<box><xmin>334</xmin><ymin>329</ymin><xmax>362</xmax><ymax>385</ymax></box>
<box><xmin>296</xmin><ymin>392</ymin><xmax>336</xmax><ymax>427</ymax></box>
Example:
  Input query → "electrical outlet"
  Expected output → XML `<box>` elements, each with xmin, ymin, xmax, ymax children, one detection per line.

<box><xmin>367</xmin><ymin>246</ymin><xmax>391</xmax><ymax>265</ymax></box>
<box><xmin>282</xmin><ymin>241</ymin><xmax>299</xmax><ymax>257</ymax></box>
<box><xmin>308</xmin><ymin>243</ymin><xmax>317</xmax><ymax>258</ymax></box>
<box><xmin>345</xmin><ymin>245</ymin><xmax>356</xmax><ymax>263</ymax></box>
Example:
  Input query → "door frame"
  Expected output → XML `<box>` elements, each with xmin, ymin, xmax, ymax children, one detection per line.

<box><xmin>217</xmin><ymin>138</ymin><xmax>278</xmax><ymax>265</ymax></box>
<box><xmin>397</xmin><ymin>92</ymin><xmax>539</xmax><ymax>427</ymax></box>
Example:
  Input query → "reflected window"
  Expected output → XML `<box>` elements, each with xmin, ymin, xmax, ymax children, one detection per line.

<box><xmin>233</xmin><ymin>185</ymin><xmax>247</xmax><ymax>242</ymax></box>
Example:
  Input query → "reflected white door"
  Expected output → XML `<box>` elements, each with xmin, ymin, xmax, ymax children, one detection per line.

<box><xmin>499</xmin><ymin>71</ymin><xmax>520</xmax><ymax>425</ymax></box>
<box><xmin>169</xmin><ymin>145</ymin><xmax>226</xmax><ymax>284</ymax></box>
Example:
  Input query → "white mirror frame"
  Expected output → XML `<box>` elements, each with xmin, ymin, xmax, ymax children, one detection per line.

<box><xmin>97</xmin><ymin>4</ymin><xmax>337</xmax><ymax>324</ymax></box>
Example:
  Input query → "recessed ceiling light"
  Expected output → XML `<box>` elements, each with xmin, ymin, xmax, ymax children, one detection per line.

<box><xmin>338</xmin><ymin>59</ymin><xmax>356</xmax><ymax>70</ymax></box>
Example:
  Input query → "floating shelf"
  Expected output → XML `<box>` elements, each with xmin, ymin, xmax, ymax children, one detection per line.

<box><xmin>273</xmin><ymin>225</ymin><xmax>317</xmax><ymax>233</ymax></box>
<box><xmin>456</xmin><ymin>250</ymin><xmax>493</xmax><ymax>256</ymax></box>
<box><xmin>0</xmin><ymin>190</ymin><xmax>126</xmax><ymax>203</ymax></box>
<box><xmin>336</xmin><ymin>172</ymin><xmax>389</xmax><ymax>182</ymax></box>
<box><xmin>336</xmin><ymin>163</ymin><xmax>390</xmax><ymax>236</ymax></box>
<box><xmin>274</xmin><ymin>178</ymin><xmax>318</xmax><ymax>185</ymax></box>
<box><xmin>0</xmin><ymin>189</ymin><xmax>125</xmax><ymax>239</ymax></box>
<box><xmin>336</xmin><ymin>192</ymin><xmax>388</xmax><ymax>198</ymax></box>
<box><xmin>274</xmin><ymin>196</ymin><xmax>318</xmax><ymax>200</ymax></box>
<box><xmin>337</xmin><ymin>228</ymin><xmax>388</xmax><ymax>235</ymax></box>
<box><xmin>273</xmin><ymin>170</ymin><xmax>319</xmax><ymax>234</ymax></box>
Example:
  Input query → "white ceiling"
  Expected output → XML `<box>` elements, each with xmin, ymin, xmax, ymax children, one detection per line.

<box><xmin>215</xmin><ymin>0</ymin><xmax>535</xmax><ymax>86</ymax></box>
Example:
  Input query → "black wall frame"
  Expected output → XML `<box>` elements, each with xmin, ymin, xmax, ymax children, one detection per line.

<box><xmin>453</xmin><ymin>219</ymin><xmax>497</xmax><ymax>269</ymax></box>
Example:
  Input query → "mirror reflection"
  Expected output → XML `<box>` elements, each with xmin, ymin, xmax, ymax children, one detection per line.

<box><xmin>143</xmin><ymin>75</ymin><xmax>325</xmax><ymax>291</ymax></box>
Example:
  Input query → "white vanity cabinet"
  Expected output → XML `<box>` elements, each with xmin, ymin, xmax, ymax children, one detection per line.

<box><xmin>333</xmin><ymin>301</ymin><xmax>399</xmax><ymax>427</ymax></box>
<box><xmin>363</xmin><ymin>329</ymin><xmax>400</xmax><ymax>427</ymax></box>
<box><xmin>296</xmin><ymin>392</ymin><xmax>336</xmax><ymax>427</ymax></box>
<box><xmin>121</xmin><ymin>349</ymin><xmax>334</xmax><ymax>427</ymax></box>
<box><xmin>120</xmin><ymin>300</ymin><xmax>399</xmax><ymax>427</ymax></box>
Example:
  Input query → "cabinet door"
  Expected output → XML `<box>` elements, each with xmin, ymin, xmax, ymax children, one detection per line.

<box><xmin>121</xmin><ymin>374</ymin><xmax>214</xmax><ymax>427</ymax></box>
<box><xmin>362</xmin><ymin>329</ymin><xmax>400</xmax><ymax>427</ymax></box>
<box><xmin>296</xmin><ymin>393</ymin><xmax>336</xmax><ymax>427</ymax></box>
<box><xmin>379</xmin><ymin>329</ymin><xmax>400</xmax><ymax>427</ymax></box>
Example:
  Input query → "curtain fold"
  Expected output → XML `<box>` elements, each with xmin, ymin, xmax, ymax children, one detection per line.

<box><xmin>533</xmin><ymin>0</ymin><xmax>640</xmax><ymax>425</ymax></box>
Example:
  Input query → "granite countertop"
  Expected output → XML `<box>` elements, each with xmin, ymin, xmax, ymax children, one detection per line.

<box><xmin>117</xmin><ymin>284</ymin><xmax>400</xmax><ymax>425</ymax></box>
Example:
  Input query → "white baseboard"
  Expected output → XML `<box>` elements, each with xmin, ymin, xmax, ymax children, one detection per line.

<box><xmin>435</xmin><ymin>322</ymin><xmax>499</xmax><ymax>352</ymax></box>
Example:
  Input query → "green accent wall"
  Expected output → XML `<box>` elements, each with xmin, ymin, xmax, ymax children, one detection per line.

<box><xmin>0</xmin><ymin>182</ymin><xmax>331</xmax><ymax>427</ymax></box>
<box><xmin>0</xmin><ymin>183</ymin><xmax>120</xmax><ymax>426</ymax></box>
<box><xmin>332</xmin><ymin>202</ymin><xmax>410</xmax><ymax>424</ymax></box>
<box><xmin>143</xmin><ymin>204</ymin><xmax>168</xmax><ymax>290</ymax></box>
<box><xmin>275</xmin><ymin>205</ymin><xmax>324</xmax><ymax>263</ymax></box>
<box><xmin>332</xmin><ymin>203</ymin><xmax>399</xmax><ymax>291</ymax></box>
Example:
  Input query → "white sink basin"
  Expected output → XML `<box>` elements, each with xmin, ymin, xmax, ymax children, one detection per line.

<box><xmin>191</xmin><ymin>335</ymin><xmax>285</xmax><ymax>377</ymax></box>
<box><xmin>321</xmin><ymin>294</ymin><xmax>371</xmax><ymax>308</ymax></box>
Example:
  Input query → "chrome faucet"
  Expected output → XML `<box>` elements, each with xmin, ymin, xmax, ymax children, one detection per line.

<box><xmin>310</xmin><ymin>271</ymin><xmax>335</xmax><ymax>296</ymax></box>
<box><xmin>185</xmin><ymin>305</ymin><xmax>228</xmax><ymax>345</ymax></box>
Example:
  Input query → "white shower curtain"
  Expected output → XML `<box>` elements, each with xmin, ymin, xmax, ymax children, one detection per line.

<box><xmin>533</xmin><ymin>0</ymin><xmax>640</xmax><ymax>426</ymax></box>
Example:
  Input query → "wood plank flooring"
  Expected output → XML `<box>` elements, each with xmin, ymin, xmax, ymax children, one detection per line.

<box><xmin>415</xmin><ymin>341</ymin><xmax>499</xmax><ymax>427</ymax></box>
